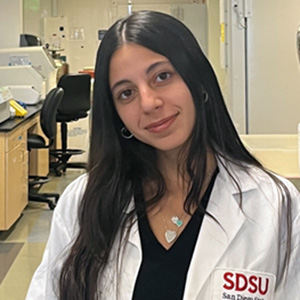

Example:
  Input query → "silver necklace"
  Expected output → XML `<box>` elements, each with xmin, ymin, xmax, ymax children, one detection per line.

<box><xmin>160</xmin><ymin>170</ymin><xmax>216</xmax><ymax>244</ymax></box>
<box><xmin>161</xmin><ymin>211</ymin><xmax>187</xmax><ymax>243</ymax></box>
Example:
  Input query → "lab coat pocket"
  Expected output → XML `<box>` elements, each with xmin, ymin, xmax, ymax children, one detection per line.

<box><xmin>210</xmin><ymin>268</ymin><xmax>276</xmax><ymax>300</ymax></box>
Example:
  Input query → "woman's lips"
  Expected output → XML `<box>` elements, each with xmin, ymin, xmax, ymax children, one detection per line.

<box><xmin>145</xmin><ymin>113</ymin><xmax>178</xmax><ymax>133</ymax></box>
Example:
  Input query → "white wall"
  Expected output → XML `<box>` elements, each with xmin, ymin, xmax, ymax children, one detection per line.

<box><xmin>0</xmin><ymin>0</ymin><xmax>23</xmax><ymax>48</ymax></box>
<box><xmin>206</xmin><ymin>0</ymin><xmax>227</xmax><ymax>104</ymax></box>
<box><xmin>23</xmin><ymin>0</ymin><xmax>208</xmax><ymax>73</ymax></box>
<box><xmin>23</xmin><ymin>0</ymin><xmax>52</xmax><ymax>40</ymax></box>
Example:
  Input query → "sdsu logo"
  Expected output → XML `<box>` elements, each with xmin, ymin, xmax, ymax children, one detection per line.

<box><xmin>223</xmin><ymin>272</ymin><xmax>269</xmax><ymax>295</ymax></box>
<box><xmin>211</xmin><ymin>269</ymin><xmax>275</xmax><ymax>300</ymax></box>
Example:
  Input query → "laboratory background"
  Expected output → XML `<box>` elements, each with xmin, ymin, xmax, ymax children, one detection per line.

<box><xmin>0</xmin><ymin>0</ymin><xmax>300</xmax><ymax>299</ymax></box>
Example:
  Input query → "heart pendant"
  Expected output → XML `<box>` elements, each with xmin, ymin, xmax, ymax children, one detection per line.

<box><xmin>165</xmin><ymin>230</ymin><xmax>177</xmax><ymax>243</ymax></box>
<box><xmin>176</xmin><ymin>220</ymin><xmax>183</xmax><ymax>227</ymax></box>
<box><xmin>171</xmin><ymin>216</ymin><xmax>183</xmax><ymax>227</ymax></box>
<box><xmin>171</xmin><ymin>216</ymin><xmax>179</xmax><ymax>224</ymax></box>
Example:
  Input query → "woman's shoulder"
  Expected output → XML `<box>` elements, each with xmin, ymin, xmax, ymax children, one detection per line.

<box><xmin>246</xmin><ymin>164</ymin><xmax>299</xmax><ymax>195</ymax></box>
<box><xmin>219</xmin><ymin>159</ymin><xmax>300</xmax><ymax>199</ymax></box>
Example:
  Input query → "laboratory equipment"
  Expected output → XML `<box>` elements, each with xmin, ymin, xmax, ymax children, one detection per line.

<box><xmin>0</xmin><ymin>46</ymin><xmax>57</xmax><ymax>97</ymax></box>
<box><xmin>0</xmin><ymin>87</ymin><xmax>13</xmax><ymax>123</ymax></box>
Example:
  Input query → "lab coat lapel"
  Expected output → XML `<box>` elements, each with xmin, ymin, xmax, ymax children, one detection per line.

<box><xmin>184</xmin><ymin>162</ymin><xmax>252</xmax><ymax>299</ymax></box>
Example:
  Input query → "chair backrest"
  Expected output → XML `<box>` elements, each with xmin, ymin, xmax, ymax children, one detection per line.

<box><xmin>57</xmin><ymin>73</ymin><xmax>91</xmax><ymax>115</ymax></box>
<box><xmin>40</xmin><ymin>87</ymin><xmax>64</xmax><ymax>143</ymax></box>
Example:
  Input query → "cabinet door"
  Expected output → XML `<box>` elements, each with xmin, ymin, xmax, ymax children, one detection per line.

<box><xmin>0</xmin><ymin>135</ymin><xmax>5</xmax><ymax>229</ymax></box>
<box><xmin>5</xmin><ymin>142</ymin><xmax>28</xmax><ymax>229</ymax></box>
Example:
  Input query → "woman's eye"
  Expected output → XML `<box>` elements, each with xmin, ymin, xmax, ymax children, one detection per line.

<box><xmin>156</xmin><ymin>72</ymin><xmax>171</xmax><ymax>82</ymax></box>
<box><xmin>119</xmin><ymin>89</ymin><xmax>133</xmax><ymax>100</ymax></box>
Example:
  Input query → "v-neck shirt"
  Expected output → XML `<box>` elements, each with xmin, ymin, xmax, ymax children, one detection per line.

<box><xmin>132</xmin><ymin>170</ymin><xmax>218</xmax><ymax>300</ymax></box>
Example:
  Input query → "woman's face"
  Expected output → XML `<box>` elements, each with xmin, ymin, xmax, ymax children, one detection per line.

<box><xmin>109</xmin><ymin>43</ymin><xmax>196</xmax><ymax>154</ymax></box>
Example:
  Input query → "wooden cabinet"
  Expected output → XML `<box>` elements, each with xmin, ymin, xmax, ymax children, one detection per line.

<box><xmin>0</xmin><ymin>108</ymin><xmax>48</xmax><ymax>230</ymax></box>
<box><xmin>0</xmin><ymin>125</ymin><xmax>28</xmax><ymax>230</ymax></box>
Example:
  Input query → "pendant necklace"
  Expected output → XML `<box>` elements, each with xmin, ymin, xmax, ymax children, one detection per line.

<box><xmin>161</xmin><ymin>210</ymin><xmax>187</xmax><ymax>244</ymax></box>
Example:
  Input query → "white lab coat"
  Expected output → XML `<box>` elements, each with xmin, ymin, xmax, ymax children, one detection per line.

<box><xmin>26</xmin><ymin>160</ymin><xmax>300</xmax><ymax>300</ymax></box>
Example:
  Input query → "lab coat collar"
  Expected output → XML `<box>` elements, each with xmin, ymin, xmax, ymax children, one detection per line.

<box><xmin>215</xmin><ymin>156</ymin><xmax>262</xmax><ymax>195</ymax></box>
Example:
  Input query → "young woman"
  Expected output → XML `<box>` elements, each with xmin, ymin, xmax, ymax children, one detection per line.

<box><xmin>26</xmin><ymin>10</ymin><xmax>300</xmax><ymax>300</ymax></box>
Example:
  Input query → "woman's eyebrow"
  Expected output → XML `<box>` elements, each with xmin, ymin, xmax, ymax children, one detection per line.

<box><xmin>146</xmin><ymin>60</ymin><xmax>170</xmax><ymax>74</ymax></box>
<box><xmin>111</xmin><ymin>79</ymin><xmax>131</xmax><ymax>94</ymax></box>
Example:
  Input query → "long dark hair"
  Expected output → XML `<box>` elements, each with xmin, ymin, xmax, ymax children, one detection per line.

<box><xmin>59</xmin><ymin>10</ymin><xmax>292</xmax><ymax>299</ymax></box>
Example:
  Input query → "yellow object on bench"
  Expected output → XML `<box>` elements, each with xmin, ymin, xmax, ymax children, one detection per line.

<box><xmin>10</xmin><ymin>100</ymin><xmax>27</xmax><ymax>117</ymax></box>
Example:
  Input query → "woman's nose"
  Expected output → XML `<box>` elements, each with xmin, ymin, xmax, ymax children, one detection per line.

<box><xmin>139</xmin><ymin>85</ymin><xmax>163</xmax><ymax>113</ymax></box>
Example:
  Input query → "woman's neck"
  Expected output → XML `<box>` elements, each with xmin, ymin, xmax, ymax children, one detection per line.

<box><xmin>156</xmin><ymin>149</ymin><xmax>217</xmax><ymax>195</ymax></box>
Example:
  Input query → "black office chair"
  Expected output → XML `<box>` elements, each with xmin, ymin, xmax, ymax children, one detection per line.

<box><xmin>20</xmin><ymin>34</ymin><xmax>42</xmax><ymax>47</ymax></box>
<box><xmin>28</xmin><ymin>87</ymin><xmax>64</xmax><ymax>209</ymax></box>
<box><xmin>50</xmin><ymin>73</ymin><xmax>91</xmax><ymax>176</ymax></box>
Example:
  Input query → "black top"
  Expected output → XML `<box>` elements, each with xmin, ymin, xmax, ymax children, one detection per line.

<box><xmin>132</xmin><ymin>170</ymin><xmax>218</xmax><ymax>300</ymax></box>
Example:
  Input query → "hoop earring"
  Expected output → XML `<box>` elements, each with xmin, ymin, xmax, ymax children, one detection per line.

<box><xmin>121</xmin><ymin>127</ymin><xmax>133</xmax><ymax>139</ymax></box>
<box><xmin>203</xmin><ymin>91</ymin><xmax>209</xmax><ymax>103</ymax></box>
